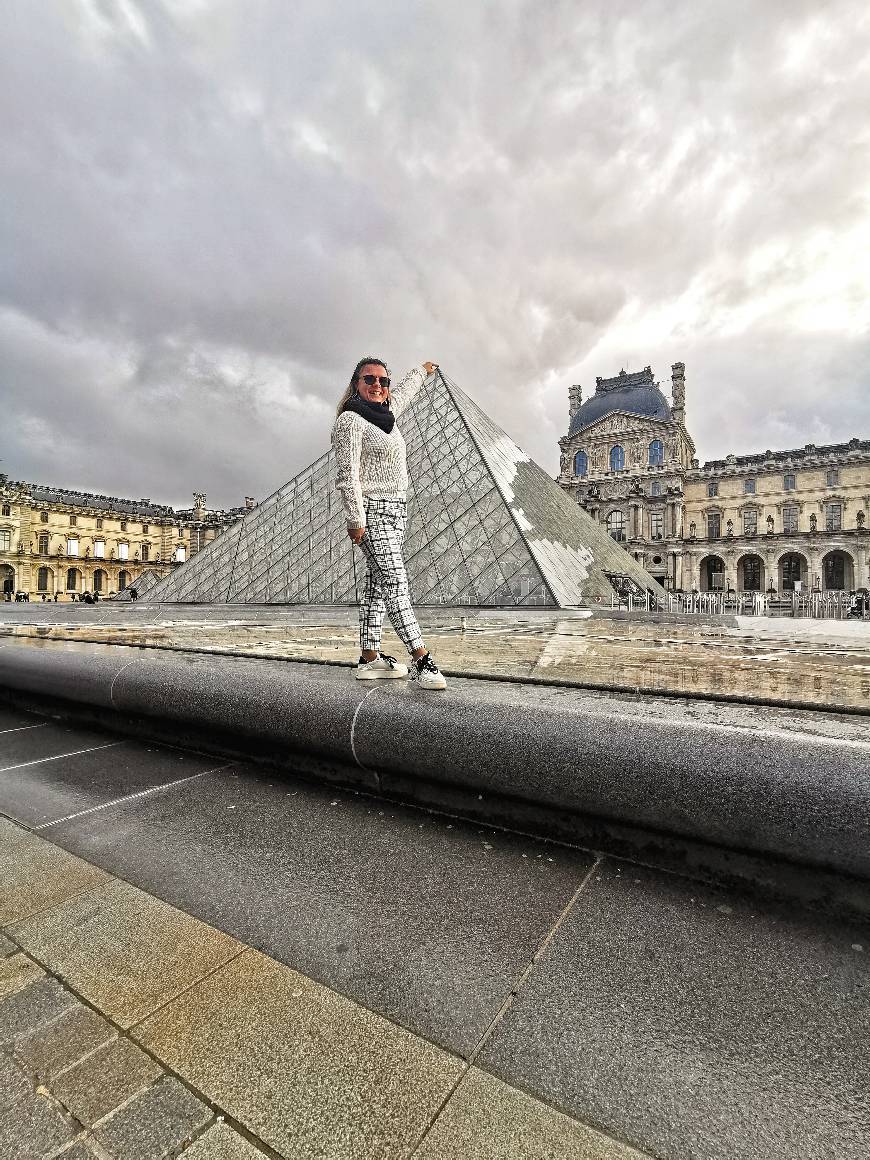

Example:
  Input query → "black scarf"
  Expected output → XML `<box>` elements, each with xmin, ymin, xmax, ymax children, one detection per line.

<box><xmin>342</xmin><ymin>394</ymin><xmax>395</xmax><ymax>434</ymax></box>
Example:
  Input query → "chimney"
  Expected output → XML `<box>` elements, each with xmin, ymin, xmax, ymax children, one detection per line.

<box><xmin>568</xmin><ymin>384</ymin><xmax>583</xmax><ymax>423</ymax></box>
<box><xmin>245</xmin><ymin>496</ymin><xmax>255</xmax><ymax>510</ymax></box>
<box><xmin>192</xmin><ymin>492</ymin><xmax>207</xmax><ymax>521</ymax></box>
<box><xmin>671</xmin><ymin>362</ymin><xmax>686</xmax><ymax>426</ymax></box>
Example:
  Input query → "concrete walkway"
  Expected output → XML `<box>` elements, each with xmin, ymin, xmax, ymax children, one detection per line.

<box><xmin>1</xmin><ymin>704</ymin><xmax>869</xmax><ymax>1159</ymax></box>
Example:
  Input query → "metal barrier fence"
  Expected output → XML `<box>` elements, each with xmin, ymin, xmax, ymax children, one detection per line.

<box><xmin>608</xmin><ymin>590</ymin><xmax>870</xmax><ymax>619</ymax></box>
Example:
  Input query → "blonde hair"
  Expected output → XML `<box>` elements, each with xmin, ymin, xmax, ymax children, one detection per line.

<box><xmin>336</xmin><ymin>356</ymin><xmax>390</xmax><ymax>417</ymax></box>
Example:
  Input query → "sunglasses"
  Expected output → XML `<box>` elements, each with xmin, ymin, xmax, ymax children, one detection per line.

<box><xmin>358</xmin><ymin>374</ymin><xmax>391</xmax><ymax>389</ymax></box>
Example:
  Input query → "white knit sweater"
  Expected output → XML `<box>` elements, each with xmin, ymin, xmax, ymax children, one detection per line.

<box><xmin>332</xmin><ymin>364</ymin><xmax>427</xmax><ymax>528</ymax></box>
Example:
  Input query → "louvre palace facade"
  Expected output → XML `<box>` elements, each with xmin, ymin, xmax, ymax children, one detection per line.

<box><xmin>558</xmin><ymin>364</ymin><xmax>870</xmax><ymax>595</ymax></box>
<box><xmin>0</xmin><ymin>476</ymin><xmax>251</xmax><ymax>599</ymax></box>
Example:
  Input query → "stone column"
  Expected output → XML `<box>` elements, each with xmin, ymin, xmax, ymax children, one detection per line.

<box><xmin>857</xmin><ymin>543</ymin><xmax>867</xmax><ymax>585</ymax></box>
<box><xmin>683</xmin><ymin>552</ymin><xmax>695</xmax><ymax>590</ymax></box>
<box><xmin>726</xmin><ymin>549</ymin><xmax>737</xmax><ymax>593</ymax></box>
<box><xmin>808</xmin><ymin>548</ymin><xmax>821</xmax><ymax>590</ymax></box>
<box><xmin>764</xmin><ymin>549</ymin><xmax>776</xmax><ymax>593</ymax></box>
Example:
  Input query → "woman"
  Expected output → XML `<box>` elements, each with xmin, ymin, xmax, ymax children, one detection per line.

<box><xmin>333</xmin><ymin>356</ymin><xmax>447</xmax><ymax>690</ymax></box>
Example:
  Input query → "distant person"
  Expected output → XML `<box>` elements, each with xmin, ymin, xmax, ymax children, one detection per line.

<box><xmin>83</xmin><ymin>592</ymin><xmax>93</xmax><ymax>604</ymax></box>
<box><xmin>53</xmin><ymin>592</ymin><xmax>59</xmax><ymax>602</ymax></box>
<box><xmin>93</xmin><ymin>591</ymin><xmax>100</xmax><ymax>603</ymax></box>
<box><xmin>129</xmin><ymin>587</ymin><xmax>138</xmax><ymax>601</ymax></box>
<box><xmin>333</xmin><ymin>357</ymin><xmax>446</xmax><ymax>690</ymax></box>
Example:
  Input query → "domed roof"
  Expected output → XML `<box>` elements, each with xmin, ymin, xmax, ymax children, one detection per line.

<box><xmin>568</xmin><ymin>367</ymin><xmax>672</xmax><ymax>437</ymax></box>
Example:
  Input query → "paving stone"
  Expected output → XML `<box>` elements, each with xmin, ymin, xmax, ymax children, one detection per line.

<box><xmin>0</xmin><ymin>1051</ymin><xmax>32</xmax><ymax>1111</ymax></box>
<box><xmin>10</xmin><ymin>879</ymin><xmax>244</xmax><ymax>1028</ymax></box>
<box><xmin>480</xmin><ymin>860</ymin><xmax>870</xmax><ymax>1160</ymax></box>
<box><xmin>53</xmin><ymin>1037</ymin><xmax>163</xmax><ymax>1126</ymax></box>
<box><xmin>0</xmin><ymin>952</ymin><xmax>44</xmax><ymax>1000</ymax></box>
<box><xmin>180</xmin><ymin>1121</ymin><xmax>270</xmax><ymax>1159</ymax></box>
<box><xmin>16</xmin><ymin>1004</ymin><xmax>115</xmax><ymax>1081</ymax></box>
<box><xmin>93</xmin><ymin>1076</ymin><xmax>212</xmax><ymax>1159</ymax></box>
<box><xmin>417</xmin><ymin>1068</ymin><xmax>650</xmax><ymax>1159</ymax></box>
<box><xmin>0</xmin><ymin>1089</ymin><xmax>75</xmax><ymax>1160</ymax></box>
<box><xmin>0</xmin><ymin>817</ymin><xmax>109</xmax><ymax>926</ymax></box>
<box><xmin>0</xmin><ymin>977</ymin><xmax>78</xmax><ymax>1046</ymax></box>
<box><xmin>56</xmin><ymin>1143</ymin><xmax>102</xmax><ymax>1159</ymax></box>
<box><xmin>135</xmin><ymin>948</ymin><xmax>464</xmax><ymax>1160</ymax></box>
<box><xmin>0</xmin><ymin>935</ymin><xmax>17</xmax><ymax>957</ymax></box>
<box><xmin>56</xmin><ymin>764</ymin><xmax>591</xmax><ymax>1055</ymax></box>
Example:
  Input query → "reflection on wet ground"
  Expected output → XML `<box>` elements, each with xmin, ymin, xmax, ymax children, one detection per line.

<box><xmin>2</xmin><ymin>604</ymin><xmax>869</xmax><ymax>711</ymax></box>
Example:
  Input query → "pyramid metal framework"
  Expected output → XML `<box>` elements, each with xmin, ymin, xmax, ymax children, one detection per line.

<box><xmin>145</xmin><ymin>371</ymin><xmax>664</xmax><ymax>607</ymax></box>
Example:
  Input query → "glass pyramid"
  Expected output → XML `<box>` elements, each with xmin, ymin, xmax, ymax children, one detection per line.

<box><xmin>146</xmin><ymin>371</ymin><xmax>664</xmax><ymax>607</ymax></box>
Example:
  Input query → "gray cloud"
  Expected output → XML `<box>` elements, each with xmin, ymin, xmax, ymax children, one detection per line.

<box><xmin>2</xmin><ymin>0</ymin><xmax>869</xmax><ymax>507</ymax></box>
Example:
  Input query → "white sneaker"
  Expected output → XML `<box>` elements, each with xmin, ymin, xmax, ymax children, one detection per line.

<box><xmin>355</xmin><ymin>653</ymin><xmax>409</xmax><ymax>680</ymax></box>
<box><xmin>410</xmin><ymin>652</ymin><xmax>447</xmax><ymax>690</ymax></box>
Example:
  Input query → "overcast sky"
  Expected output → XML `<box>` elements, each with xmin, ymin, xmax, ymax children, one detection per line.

<box><xmin>2</xmin><ymin>0</ymin><xmax>869</xmax><ymax>509</ymax></box>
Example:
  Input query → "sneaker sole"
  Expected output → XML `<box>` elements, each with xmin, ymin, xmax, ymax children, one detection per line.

<box><xmin>355</xmin><ymin>670</ymin><xmax>408</xmax><ymax>680</ymax></box>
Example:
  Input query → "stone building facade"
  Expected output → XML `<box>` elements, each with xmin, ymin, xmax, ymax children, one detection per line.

<box><xmin>558</xmin><ymin>365</ymin><xmax>870</xmax><ymax>594</ymax></box>
<box><xmin>0</xmin><ymin>475</ymin><xmax>251</xmax><ymax>599</ymax></box>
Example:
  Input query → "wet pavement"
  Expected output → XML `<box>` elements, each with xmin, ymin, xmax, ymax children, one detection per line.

<box><xmin>1</xmin><ymin>704</ymin><xmax>869</xmax><ymax>1158</ymax></box>
<box><xmin>2</xmin><ymin>602</ymin><xmax>870</xmax><ymax>711</ymax></box>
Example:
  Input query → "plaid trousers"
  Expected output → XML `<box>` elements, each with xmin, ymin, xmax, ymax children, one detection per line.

<box><xmin>357</xmin><ymin>498</ymin><xmax>424</xmax><ymax>655</ymax></box>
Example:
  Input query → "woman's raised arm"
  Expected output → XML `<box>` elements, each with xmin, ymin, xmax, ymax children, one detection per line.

<box><xmin>390</xmin><ymin>361</ymin><xmax>438</xmax><ymax>418</ymax></box>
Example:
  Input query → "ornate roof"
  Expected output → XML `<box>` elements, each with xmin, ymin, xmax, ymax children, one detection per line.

<box><xmin>28</xmin><ymin>485</ymin><xmax>174</xmax><ymax>517</ymax></box>
<box><xmin>568</xmin><ymin>366</ymin><xmax>672</xmax><ymax>437</ymax></box>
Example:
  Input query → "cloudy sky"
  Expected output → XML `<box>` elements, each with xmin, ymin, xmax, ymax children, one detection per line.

<box><xmin>2</xmin><ymin>0</ymin><xmax>869</xmax><ymax>509</ymax></box>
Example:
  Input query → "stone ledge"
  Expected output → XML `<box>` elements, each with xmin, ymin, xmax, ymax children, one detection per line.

<box><xmin>1</xmin><ymin>639</ymin><xmax>869</xmax><ymax>917</ymax></box>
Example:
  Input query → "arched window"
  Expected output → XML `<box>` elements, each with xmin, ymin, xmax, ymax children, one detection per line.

<box><xmin>823</xmin><ymin>552</ymin><xmax>848</xmax><ymax>590</ymax></box>
<box><xmin>648</xmin><ymin>439</ymin><xmax>664</xmax><ymax>466</ymax></box>
<box><xmin>702</xmin><ymin>556</ymin><xmax>725</xmax><ymax>591</ymax></box>
<box><xmin>780</xmin><ymin>553</ymin><xmax>804</xmax><ymax>591</ymax></box>
<box><xmin>573</xmin><ymin>450</ymin><xmax>588</xmax><ymax>478</ymax></box>
<box><xmin>37</xmin><ymin>567</ymin><xmax>52</xmax><ymax>592</ymax></box>
<box><xmin>606</xmin><ymin>510</ymin><xmax>626</xmax><ymax>542</ymax></box>
<box><xmin>609</xmin><ymin>445</ymin><xmax>625</xmax><ymax>472</ymax></box>
<box><xmin>742</xmin><ymin>555</ymin><xmax>762</xmax><ymax>591</ymax></box>
<box><xmin>118</xmin><ymin>570</ymin><xmax>130</xmax><ymax>591</ymax></box>
<box><xmin>93</xmin><ymin>569</ymin><xmax>106</xmax><ymax>594</ymax></box>
<box><xmin>66</xmin><ymin>567</ymin><xmax>80</xmax><ymax>592</ymax></box>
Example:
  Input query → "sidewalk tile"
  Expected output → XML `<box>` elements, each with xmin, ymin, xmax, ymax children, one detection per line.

<box><xmin>0</xmin><ymin>1052</ymin><xmax>31</xmax><ymax>1111</ymax></box>
<box><xmin>16</xmin><ymin>1004</ymin><xmax>115</xmax><ymax>1081</ymax></box>
<box><xmin>0</xmin><ymin>818</ymin><xmax>108</xmax><ymax>925</ymax></box>
<box><xmin>0</xmin><ymin>953</ymin><xmax>44</xmax><ymax>1000</ymax></box>
<box><xmin>135</xmin><ymin>949</ymin><xmax>464</xmax><ymax>1160</ymax></box>
<box><xmin>10</xmin><ymin>879</ymin><xmax>244</xmax><ymax>1028</ymax></box>
<box><xmin>181</xmin><ymin>1121</ymin><xmax>270</xmax><ymax>1159</ymax></box>
<box><xmin>479</xmin><ymin>860</ymin><xmax>870</xmax><ymax>1160</ymax></box>
<box><xmin>53</xmin><ymin>765</ymin><xmax>592</xmax><ymax>1055</ymax></box>
<box><xmin>93</xmin><ymin>1075</ymin><xmax>212</xmax><ymax>1159</ymax></box>
<box><xmin>56</xmin><ymin>1143</ymin><xmax>102</xmax><ymax>1159</ymax></box>
<box><xmin>0</xmin><ymin>935</ymin><xmax>16</xmax><ymax>957</ymax></box>
<box><xmin>416</xmin><ymin>1068</ymin><xmax>650</xmax><ymax>1159</ymax></box>
<box><xmin>0</xmin><ymin>1089</ymin><xmax>75</xmax><ymax>1159</ymax></box>
<box><xmin>0</xmin><ymin>978</ymin><xmax>78</xmax><ymax>1046</ymax></box>
<box><xmin>53</xmin><ymin>1037</ymin><xmax>162</xmax><ymax>1126</ymax></box>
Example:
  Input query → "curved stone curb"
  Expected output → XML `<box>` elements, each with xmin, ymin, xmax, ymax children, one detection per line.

<box><xmin>1</xmin><ymin>640</ymin><xmax>869</xmax><ymax>891</ymax></box>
